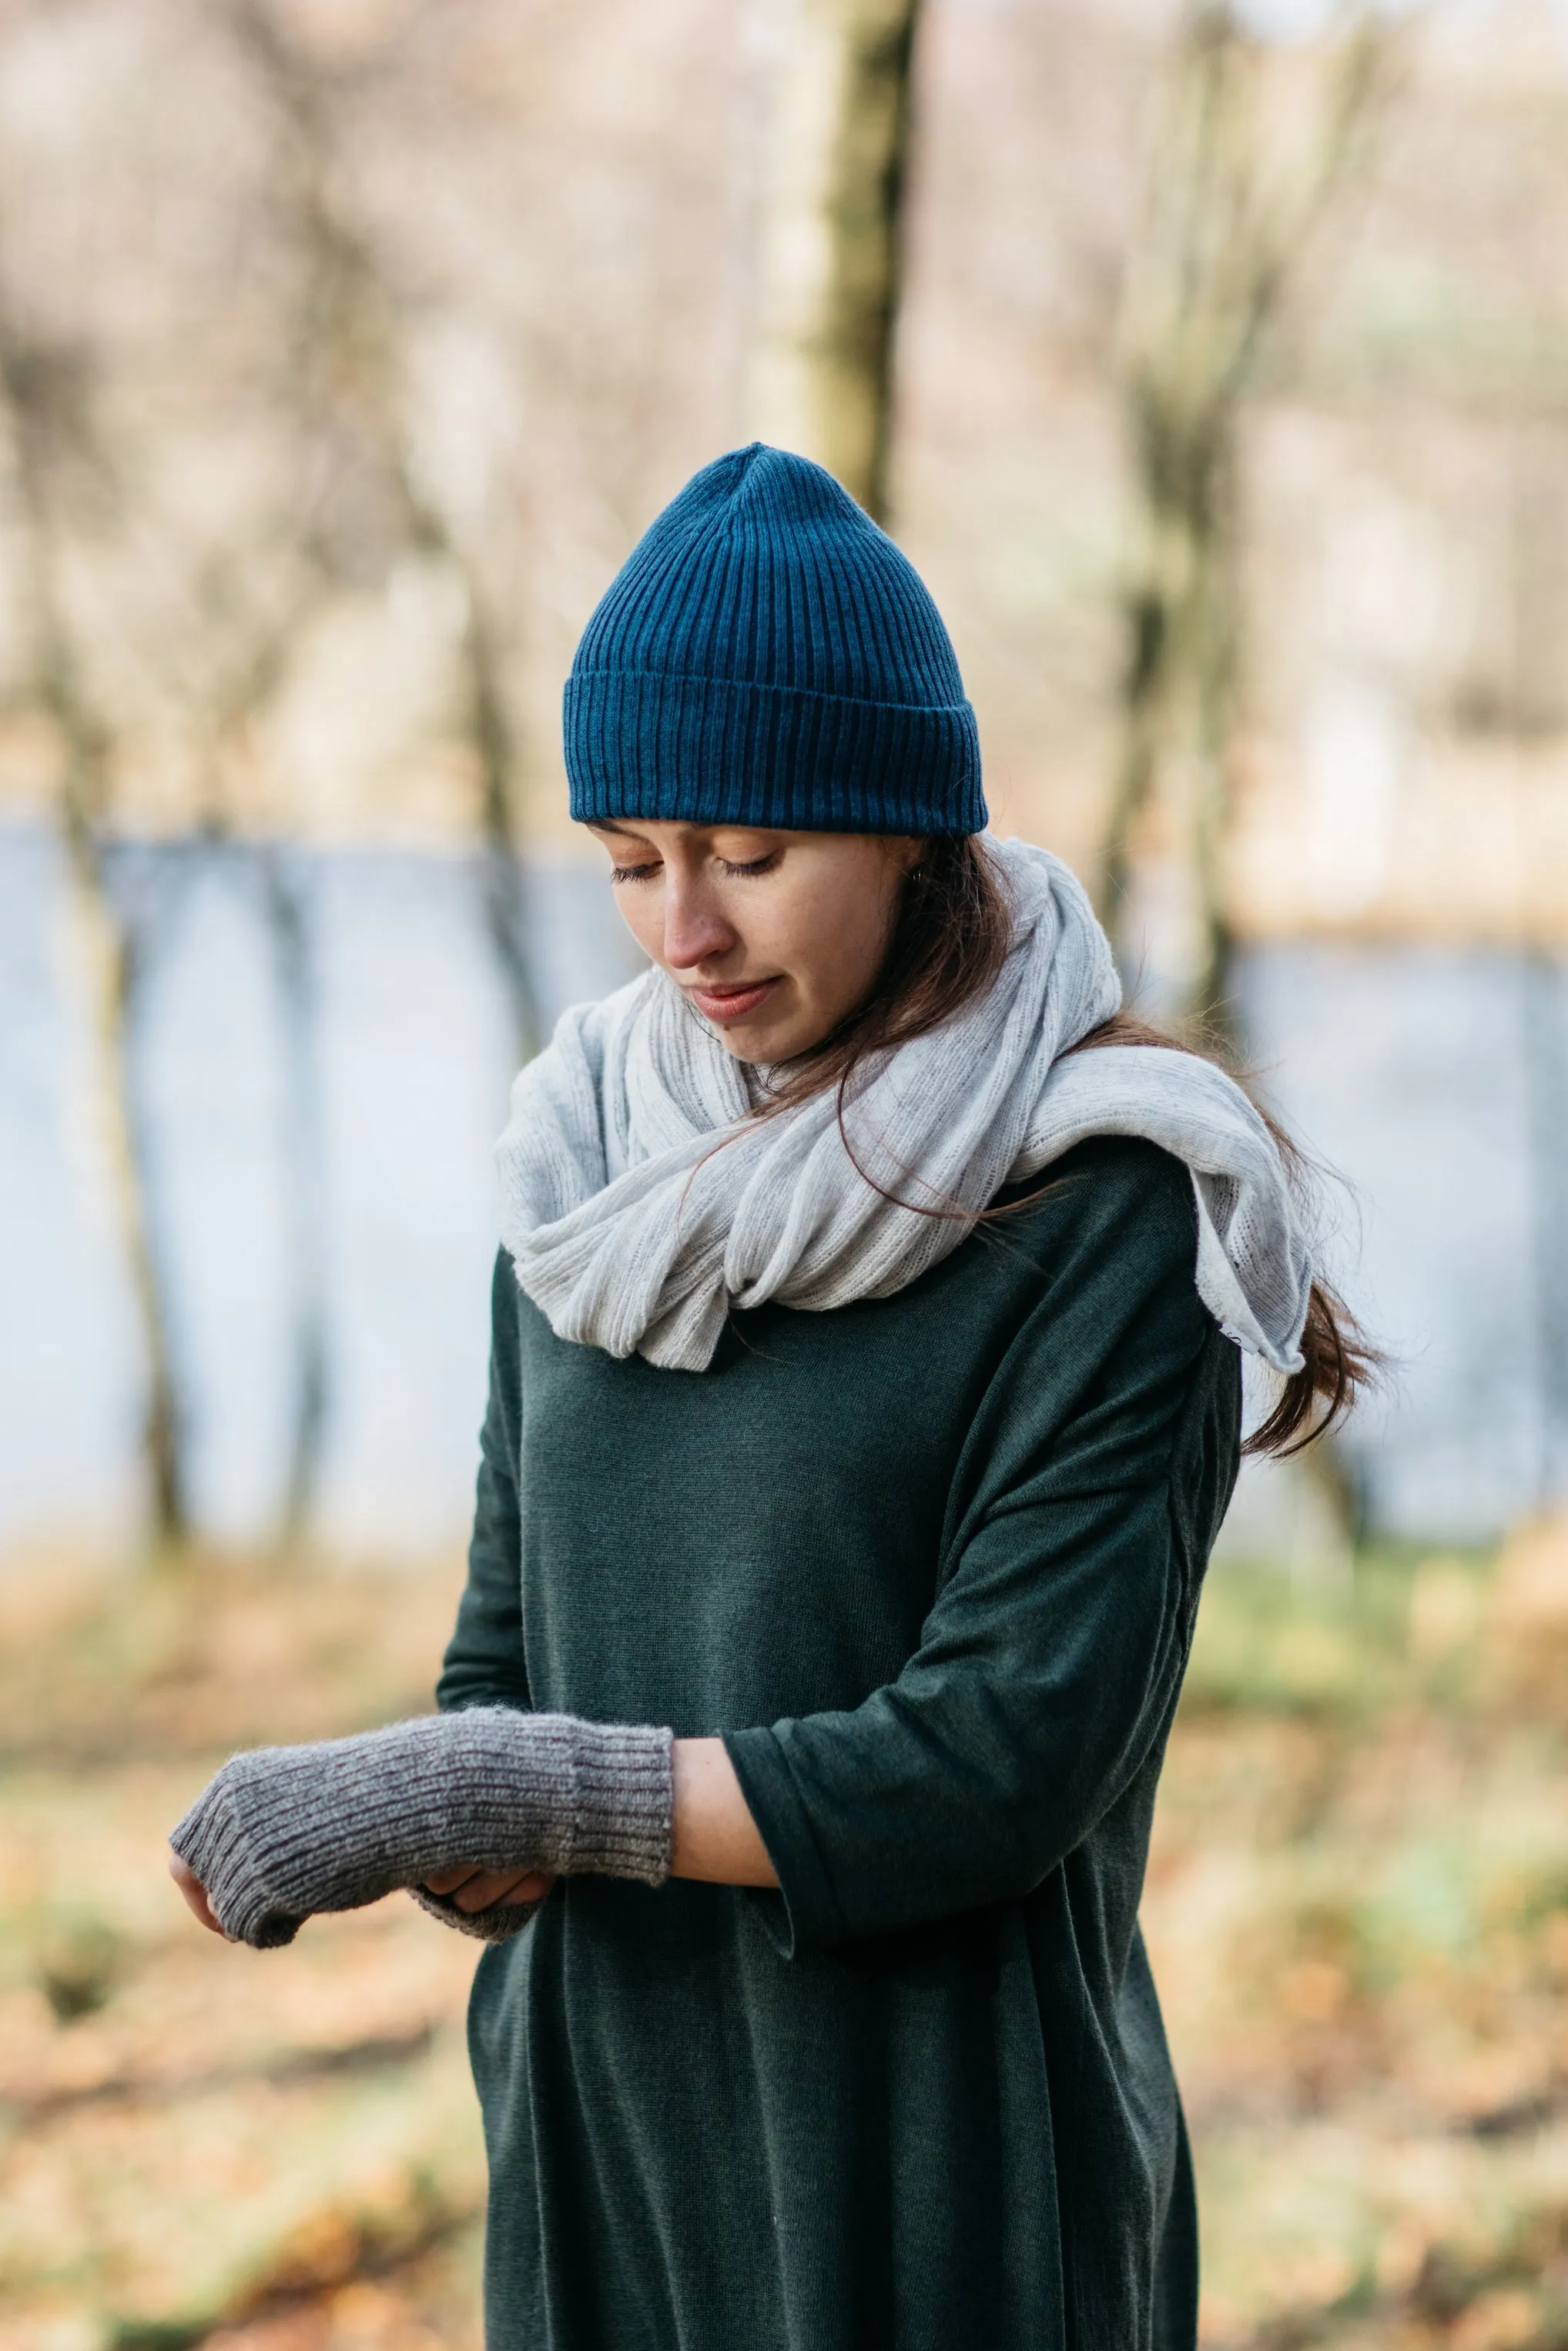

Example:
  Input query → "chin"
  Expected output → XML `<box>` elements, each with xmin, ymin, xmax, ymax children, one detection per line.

<box><xmin>714</xmin><ymin>1026</ymin><xmax>772</xmax><ymax>1061</ymax></box>
<box><xmin>717</xmin><ymin>1023</ymin><xmax>796</xmax><ymax>1064</ymax></box>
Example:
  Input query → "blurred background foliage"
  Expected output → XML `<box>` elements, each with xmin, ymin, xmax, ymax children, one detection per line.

<box><xmin>5</xmin><ymin>0</ymin><xmax>1568</xmax><ymax>2344</ymax></box>
<box><xmin>8</xmin><ymin>1537</ymin><xmax>1568</xmax><ymax>2350</ymax></box>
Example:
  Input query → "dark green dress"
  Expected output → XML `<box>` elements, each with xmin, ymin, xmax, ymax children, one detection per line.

<box><xmin>438</xmin><ymin>1137</ymin><xmax>1241</xmax><ymax>2351</ymax></box>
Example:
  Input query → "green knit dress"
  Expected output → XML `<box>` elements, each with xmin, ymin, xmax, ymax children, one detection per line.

<box><xmin>437</xmin><ymin>1135</ymin><xmax>1241</xmax><ymax>2351</ymax></box>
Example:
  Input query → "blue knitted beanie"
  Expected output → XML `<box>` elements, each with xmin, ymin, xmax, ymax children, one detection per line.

<box><xmin>564</xmin><ymin>444</ymin><xmax>986</xmax><ymax>836</ymax></box>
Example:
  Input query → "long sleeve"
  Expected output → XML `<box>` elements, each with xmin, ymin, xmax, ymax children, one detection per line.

<box><xmin>437</xmin><ymin>1251</ymin><xmax>534</xmax><ymax>1716</ymax></box>
<box><xmin>722</xmin><ymin>1168</ymin><xmax>1241</xmax><ymax>1952</ymax></box>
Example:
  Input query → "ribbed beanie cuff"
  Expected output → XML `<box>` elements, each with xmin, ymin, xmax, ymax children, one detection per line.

<box><xmin>562</xmin><ymin>444</ymin><xmax>987</xmax><ymax>837</ymax></box>
<box><xmin>566</xmin><ymin>668</ymin><xmax>984</xmax><ymax>835</ymax></box>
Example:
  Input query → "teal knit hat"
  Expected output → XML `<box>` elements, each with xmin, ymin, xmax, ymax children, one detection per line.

<box><xmin>564</xmin><ymin>444</ymin><xmax>986</xmax><ymax>836</ymax></box>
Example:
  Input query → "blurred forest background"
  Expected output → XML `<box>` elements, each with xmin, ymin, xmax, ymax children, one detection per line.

<box><xmin>6</xmin><ymin>0</ymin><xmax>1568</xmax><ymax>2345</ymax></box>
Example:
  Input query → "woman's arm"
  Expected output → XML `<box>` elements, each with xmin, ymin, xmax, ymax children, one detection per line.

<box><xmin>671</xmin><ymin>1738</ymin><xmax>776</xmax><ymax>1884</ymax></box>
<box><xmin>398</xmin><ymin>1737</ymin><xmax>775</xmax><ymax>1918</ymax></box>
<box><xmin>429</xmin><ymin>1193</ymin><xmax>1214</xmax><ymax>1923</ymax></box>
<box><xmin>721</xmin><ymin>1154</ymin><xmax>1241</xmax><ymax>1952</ymax></box>
<box><xmin>165</xmin><ymin>1738</ymin><xmax>774</xmax><ymax>1932</ymax></box>
<box><xmin>431</xmin><ymin>1253</ymin><xmax>776</xmax><ymax>1904</ymax></box>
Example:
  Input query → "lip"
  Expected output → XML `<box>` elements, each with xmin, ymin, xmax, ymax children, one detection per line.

<box><xmin>687</xmin><ymin>977</ymin><xmax>779</xmax><ymax>1023</ymax></box>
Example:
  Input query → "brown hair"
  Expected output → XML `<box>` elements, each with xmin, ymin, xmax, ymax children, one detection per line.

<box><xmin>757</xmin><ymin>832</ymin><xmax>1375</xmax><ymax>1459</ymax></box>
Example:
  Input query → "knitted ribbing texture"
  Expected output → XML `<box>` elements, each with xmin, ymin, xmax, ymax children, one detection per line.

<box><xmin>565</xmin><ymin>444</ymin><xmax>986</xmax><ymax>836</ymax></box>
<box><xmin>494</xmin><ymin>838</ymin><xmax>1315</xmax><ymax>1375</ymax></box>
<box><xmin>169</xmin><ymin>1709</ymin><xmax>674</xmax><ymax>1950</ymax></box>
<box><xmin>410</xmin><ymin>1880</ymin><xmax>542</xmax><ymax>1943</ymax></box>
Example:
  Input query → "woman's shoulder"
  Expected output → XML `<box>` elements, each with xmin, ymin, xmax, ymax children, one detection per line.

<box><xmin>968</xmin><ymin>1138</ymin><xmax>1232</xmax><ymax>1438</ymax></box>
<box><xmin>990</xmin><ymin>1134</ymin><xmax>1197</xmax><ymax>1257</ymax></box>
<box><xmin>957</xmin><ymin>1134</ymin><xmax>1214</xmax><ymax>1358</ymax></box>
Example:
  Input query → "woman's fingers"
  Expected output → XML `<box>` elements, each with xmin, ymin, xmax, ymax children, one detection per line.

<box><xmin>442</xmin><ymin>1866</ymin><xmax>554</xmax><ymax>1911</ymax></box>
<box><xmin>171</xmin><ymin>1841</ymin><xmax>553</xmax><ymax>1934</ymax></box>
<box><xmin>497</xmin><ymin>1870</ymin><xmax>553</xmax><ymax>1906</ymax></box>
<box><xmin>168</xmin><ymin>1849</ymin><xmax>233</xmax><ymax>1938</ymax></box>
<box><xmin>422</xmin><ymin>1863</ymin><xmax>481</xmax><ymax>1897</ymax></box>
<box><xmin>167</xmin><ymin>1847</ymin><xmax>550</xmax><ymax>1937</ymax></box>
<box><xmin>422</xmin><ymin>1864</ymin><xmax>552</xmax><ymax>1909</ymax></box>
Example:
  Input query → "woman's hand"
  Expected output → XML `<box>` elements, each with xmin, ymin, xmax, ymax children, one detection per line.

<box><xmin>169</xmin><ymin>1844</ymin><xmax>552</xmax><ymax>1937</ymax></box>
<box><xmin>422</xmin><ymin>1862</ymin><xmax>555</xmax><ymax>1911</ymax></box>
<box><xmin>165</xmin><ymin>1710</ymin><xmax>668</xmax><ymax>1949</ymax></box>
<box><xmin>163</xmin><ymin>1717</ymin><xmax>763</xmax><ymax>1951</ymax></box>
<box><xmin>169</xmin><ymin>1850</ymin><xmax>232</xmax><ymax>1937</ymax></box>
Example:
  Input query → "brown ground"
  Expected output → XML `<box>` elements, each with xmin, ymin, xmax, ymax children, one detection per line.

<box><xmin>3</xmin><ymin>1522</ymin><xmax>1567</xmax><ymax>2350</ymax></box>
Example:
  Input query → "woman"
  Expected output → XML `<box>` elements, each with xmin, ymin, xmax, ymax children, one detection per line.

<box><xmin>171</xmin><ymin>444</ymin><xmax>1367</xmax><ymax>2351</ymax></box>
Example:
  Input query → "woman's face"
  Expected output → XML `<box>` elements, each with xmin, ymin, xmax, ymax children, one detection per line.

<box><xmin>588</xmin><ymin>820</ymin><xmax>922</xmax><ymax>1063</ymax></box>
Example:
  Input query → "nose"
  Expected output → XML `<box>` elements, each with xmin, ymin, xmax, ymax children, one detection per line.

<box><xmin>662</xmin><ymin>871</ymin><xmax>739</xmax><ymax>973</ymax></box>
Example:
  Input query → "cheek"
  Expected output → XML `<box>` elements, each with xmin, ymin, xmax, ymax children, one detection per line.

<box><xmin>610</xmin><ymin>884</ymin><xmax>663</xmax><ymax>961</ymax></box>
<box><xmin>792</xmin><ymin>869</ymin><xmax>901</xmax><ymax>1003</ymax></box>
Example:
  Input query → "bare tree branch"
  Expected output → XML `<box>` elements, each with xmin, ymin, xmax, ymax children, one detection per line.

<box><xmin>226</xmin><ymin>0</ymin><xmax>541</xmax><ymax>1063</ymax></box>
<box><xmin>0</xmin><ymin>315</ymin><xmax>189</xmax><ymax>1546</ymax></box>
<box><xmin>1102</xmin><ymin>2</ymin><xmax>1396</xmax><ymax>1033</ymax></box>
<box><xmin>745</xmin><ymin>0</ymin><xmax>924</xmax><ymax>521</ymax></box>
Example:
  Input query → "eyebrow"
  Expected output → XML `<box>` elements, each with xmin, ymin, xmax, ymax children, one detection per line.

<box><xmin>587</xmin><ymin>821</ymin><xmax>642</xmax><ymax>839</ymax></box>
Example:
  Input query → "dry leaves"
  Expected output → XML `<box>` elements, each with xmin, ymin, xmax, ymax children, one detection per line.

<box><xmin>1148</xmin><ymin>1518</ymin><xmax>1568</xmax><ymax>2350</ymax></box>
<box><xmin>5</xmin><ymin>1524</ymin><xmax>1568</xmax><ymax>2349</ymax></box>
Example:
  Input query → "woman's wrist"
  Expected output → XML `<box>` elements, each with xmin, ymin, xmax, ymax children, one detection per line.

<box><xmin>668</xmin><ymin>1738</ymin><xmax>778</xmax><ymax>1887</ymax></box>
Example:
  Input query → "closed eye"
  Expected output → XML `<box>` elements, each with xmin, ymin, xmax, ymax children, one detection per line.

<box><xmin>717</xmin><ymin>853</ymin><xmax>781</xmax><ymax>878</ymax></box>
<box><xmin>609</xmin><ymin>862</ymin><xmax>662</xmax><ymax>885</ymax></box>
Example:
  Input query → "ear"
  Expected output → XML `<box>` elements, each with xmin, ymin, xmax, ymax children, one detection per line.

<box><xmin>890</xmin><ymin>835</ymin><xmax>927</xmax><ymax>877</ymax></box>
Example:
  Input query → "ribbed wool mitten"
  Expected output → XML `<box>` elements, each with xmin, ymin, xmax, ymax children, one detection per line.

<box><xmin>169</xmin><ymin>1708</ymin><xmax>674</xmax><ymax>1950</ymax></box>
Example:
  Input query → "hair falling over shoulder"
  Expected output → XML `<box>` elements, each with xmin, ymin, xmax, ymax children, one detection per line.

<box><xmin>766</xmin><ymin>833</ymin><xmax>1376</xmax><ymax>1462</ymax></box>
<box><xmin>1061</xmin><ymin>1007</ymin><xmax>1376</xmax><ymax>1458</ymax></box>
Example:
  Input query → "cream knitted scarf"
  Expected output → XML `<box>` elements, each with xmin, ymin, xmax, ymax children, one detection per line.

<box><xmin>494</xmin><ymin>839</ymin><xmax>1313</xmax><ymax>1373</ymax></box>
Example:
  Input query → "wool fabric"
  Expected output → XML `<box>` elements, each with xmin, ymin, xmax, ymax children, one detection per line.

<box><xmin>169</xmin><ymin>1710</ymin><xmax>674</xmax><ymax>1950</ymax></box>
<box><xmin>444</xmin><ymin>1151</ymin><xmax>1241</xmax><ymax>2349</ymax></box>
<box><xmin>564</xmin><ymin>443</ymin><xmax>986</xmax><ymax>835</ymax></box>
<box><xmin>493</xmin><ymin>836</ymin><xmax>1314</xmax><ymax>1375</ymax></box>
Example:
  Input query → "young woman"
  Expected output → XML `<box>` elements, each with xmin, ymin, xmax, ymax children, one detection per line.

<box><xmin>170</xmin><ymin>444</ymin><xmax>1366</xmax><ymax>2351</ymax></box>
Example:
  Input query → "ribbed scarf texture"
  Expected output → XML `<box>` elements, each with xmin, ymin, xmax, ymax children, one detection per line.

<box><xmin>495</xmin><ymin>839</ymin><xmax>1313</xmax><ymax>1374</ymax></box>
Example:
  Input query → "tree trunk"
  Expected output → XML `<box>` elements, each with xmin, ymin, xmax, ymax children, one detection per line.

<box><xmin>1103</xmin><ymin>3</ymin><xmax>1386</xmax><ymax>1035</ymax></box>
<box><xmin>258</xmin><ymin>846</ymin><xmax>328</xmax><ymax>1547</ymax></box>
<box><xmin>1102</xmin><ymin>408</ymin><xmax>1240</xmax><ymax>1035</ymax></box>
<box><xmin>462</xmin><ymin>582</ymin><xmax>540</xmax><ymax>1070</ymax></box>
<box><xmin>0</xmin><ymin>320</ymin><xmax>192</xmax><ymax>1548</ymax></box>
<box><xmin>744</xmin><ymin>0</ymin><xmax>923</xmax><ymax>521</ymax></box>
<box><xmin>62</xmin><ymin>833</ymin><xmax>187</xmax><ymax>1546</ymax></box>
<box><xmin>227</xmin><ymin>0</ymin><xmax>543</xmax><ymax>1067</ymax></box>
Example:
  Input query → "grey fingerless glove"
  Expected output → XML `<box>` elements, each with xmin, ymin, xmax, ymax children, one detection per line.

<box><xmin>169</xmin><ymin>1707</ymin><xmax>673</xmax><ymax>1950</ymax></box>
<box><xmin>408</xmin><ymin>1882</ymin><xmax>543</xmax><ymax>1944</ymax></box>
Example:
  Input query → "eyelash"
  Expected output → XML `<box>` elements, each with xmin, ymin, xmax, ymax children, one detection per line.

<box><xmin>609</xmin><ymin>854</ymin><xmax>780</xmax><ymax>885</ymax></box>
